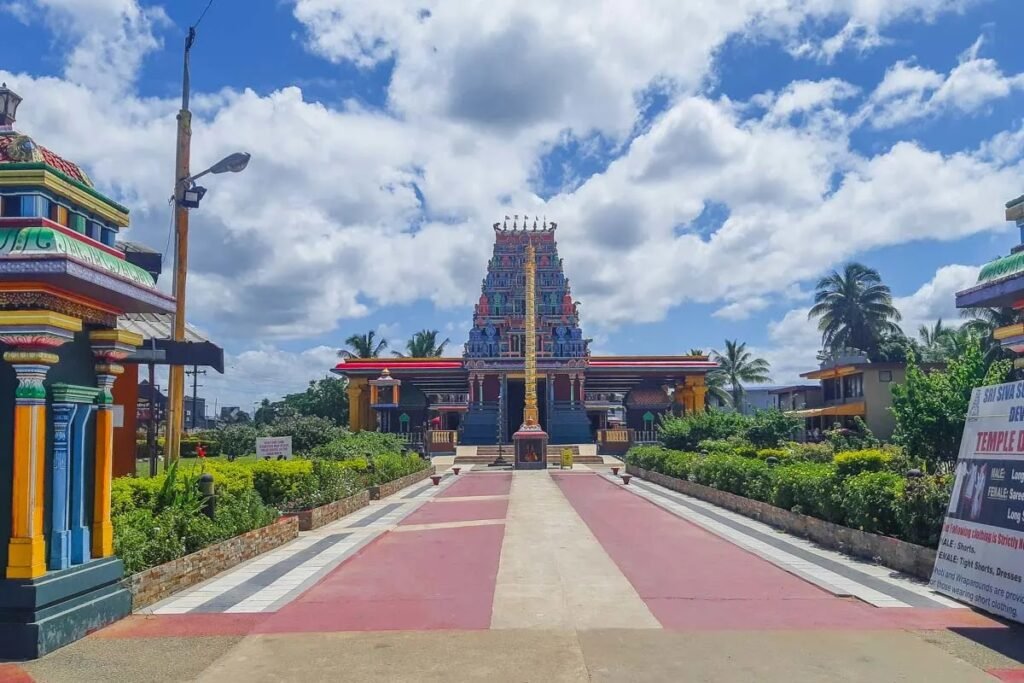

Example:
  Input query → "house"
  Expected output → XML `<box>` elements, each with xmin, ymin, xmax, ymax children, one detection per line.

<box><xmin>736</xmin><ymin>387</ymin><xmax>778</xmax><ymax>415</ymax></box>
<box><xmin>769</xmin><ymin>385</ymin><xmax>824</xmax><ymax>412</ymax></box>
<box><xmin>791</xmin><ymin>355</ymin><xmax>940</xmax><ymax>441</ymax></box>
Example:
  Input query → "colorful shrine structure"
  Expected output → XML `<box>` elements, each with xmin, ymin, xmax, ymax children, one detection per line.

<box><xmin>0</xmin><ymin>85</ymin><xmax>174</xmax><ymax>658</ymax></box>
<box><xmin>334</xmin><ymin>217</ymin><xmax>716</xmax><ymax>455</ymax></box>
<box><xmin>956</xmin><ymin>191</ymin><xmax>1024</xmax><ymax>355</ymax></box>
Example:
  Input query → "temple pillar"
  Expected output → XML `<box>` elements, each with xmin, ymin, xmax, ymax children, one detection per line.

<box><xmin>346</xmin><ymin>378</ymin><xmax>365</xmax><ymax>431</ymax></box>
<box><xmin>89</xmin><ymin>330</ymin><xmax>142</xmax><ymax>559</ymax></box>
<box><xmin>690</xmin><ymin>375</ymin><xmax>707</xmax><ymax>413</ymax></box>
<box><xmin>47</xmin><ymin>402</ymin><xmax>75</xmax><ymax>571</ymax></box>
<box><xmin>0</xmin><ymin>311</ymin><xmax>81</xmax><ymax>579</ymax></box>
<box><xmin>674</xmin><ymin>384</ymin><xmax>695</xmax><ymax>415</ymax></box>
<box><xmin>69</xmin><ymin>401</ymin><xmax>96</xmax><ymax>564</ymax></box>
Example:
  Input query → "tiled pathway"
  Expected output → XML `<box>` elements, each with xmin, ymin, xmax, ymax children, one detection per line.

<box><xmin>19</xmin><ymin>467</ymin><xmax>1024</xmax><ymax>682</ymax></box>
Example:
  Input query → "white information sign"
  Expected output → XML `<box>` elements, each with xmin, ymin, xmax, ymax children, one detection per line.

<box><xmin>256</xmin><ymin>436</ymin><xmax>293</xmax><ymax>460</ymax></box>
<box><xmin>930</xmin><ymin>380</ymin><xmax>1024</xmax><ymax>623</ymax></box>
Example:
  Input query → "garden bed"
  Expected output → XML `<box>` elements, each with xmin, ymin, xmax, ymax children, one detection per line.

<box><xmin>627</xmin><ymin>465</ymin><xmax>937</xmax><ymax>580</ymax></box>
<box><xmin>124</xmin><ymin>516</ymin><xmax>298</xmax><ymax>610</ymax></box>
<box><xmin>372</xmin><ymin>465</ymin><xmax>434</xmax><ymax>500</ymax></box>
<box><xmin>291</xmin><ymin>490</ymin><xmax>369</xmax><ymax>531</ymax></box>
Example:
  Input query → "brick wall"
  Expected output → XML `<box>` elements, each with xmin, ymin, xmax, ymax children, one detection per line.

<box><xmin>376</xmin><ymin>465</ymin><xmax>433</xmax><ymax>499</ymax></box>
<box><xmin>124</xmin><ymin>516</ymin><xmax>299</xmax><ymax>610</ymax></box>
<box><xmin>628</xmin><ymin>465</ymin><xmax>937</xmax><ymax>580</ymax></box>
<box><xmin>295</xmin><ymin>490</ymin><xmax>369</xmax><ymax>531</ymax></box>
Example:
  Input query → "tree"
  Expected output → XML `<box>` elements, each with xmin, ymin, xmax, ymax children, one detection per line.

<box><xmin>392</xmin><ymin>329</ymin><xmax>450</xmax><ymax>358</ymax></box>
<box><xmin>808</xmin><ymin>262</ymin><xmax>902</xmax><ymax>359</ymax></box>
<box><xmin>282</xmin><ymin>376</ymin><xmax>349</xmax><ymax>425</ymax></box>
<box><xmin>891</xmin><ymin>339</ymin><xmax>1012</xmax><ymax>471</ymax></box>
<box><xmin>703</xmin><ymin>367</ymin><xmax>733</xmax><ymax>408</ymax></box>
<box><xmin>960</xmin><ymin>306</ymin><xmax>1018</xmax><ymax>368</ymax></box>
<box><xmin>339</xmin><ymin>330</ymin><xmax>387</xmax><ymax>359</ymax></box>
<box><xmin>711</xmin><ymin>339</ymin><xmax>772</xmax><ymax>408</ymax></box>
<box><xmin>917</xmin><ymin>319</ymin><xmax>952</xmax><ymax>361</ymax></box>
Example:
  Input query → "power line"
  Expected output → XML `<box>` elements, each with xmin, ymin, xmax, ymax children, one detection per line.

<box><xmin>193</xmin><ymin>0</ymin><xmax>216</xmax><ymax>29</ymax></box>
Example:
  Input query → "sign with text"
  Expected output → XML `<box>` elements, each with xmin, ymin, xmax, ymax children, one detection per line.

<box><xmin>255</xmin><ymin>436</ymin><xmax>293</xmax><ymax>460</ymax></box>
<box><xmin>930</xmin><ymin>380</ymin><xmax>1024</xmax><ymax>623</ymax></box>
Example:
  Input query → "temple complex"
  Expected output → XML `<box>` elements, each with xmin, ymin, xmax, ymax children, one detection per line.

<box><xmin>0</xmin><ymin>85</ymin><xmax>174</xmax><ymax>657</ymax></box>
<box><xmin>334</xmin><ymin>217</ymin><xmax>715</xmax><ymax>455</ymax></box>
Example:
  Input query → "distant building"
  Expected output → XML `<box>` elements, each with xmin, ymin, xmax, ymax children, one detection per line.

<box><xmin>769</xmin><ymin>385</ymin><xmax>824</xmax><ymax>412</ymax></box>
<box><xmin>792</xmin><ymin>355</ymin><xmax>941</xmax><ymax>441</ymax></box>
<box><xmin>736</xmin><ymin>387</ymin><xmax>778</xmax><ymax>415</ymax></box>
<box><xmin>184</xmin><ymin>396</ymin><xmax>210</xmax><ymax>430</ymax></box>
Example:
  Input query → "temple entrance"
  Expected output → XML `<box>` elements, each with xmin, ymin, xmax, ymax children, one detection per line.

<box><xmin>505</xmin><ymin>378</ymin><xmax>546</xmax><ymax>440</ymax></box>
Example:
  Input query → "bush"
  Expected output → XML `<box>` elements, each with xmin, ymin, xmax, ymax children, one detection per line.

<box><xmin>769</xmin><ymin>462</ymin><xmax>844</xmax><ymax>522</ymax></box>
<box><xmin>697</xmin><ymin>437</ymin><xmax>756</xmax><ymax>458</ymax></box>
<box><xmin>219</xmin><ymin>424</ymin><xmax>259</xmax><ymax>459</ymax></box>
<box><xmin>626</xmin><ymin>446</ymin><xmax>672</xmax><ymax>472</ymax></box>
<box><xmin>307</xmin><ymin>430</ymin><xmax>408</xmax><ymax>461</ymax></box>
<box><xmin>754</xmin><ymin>448</ymin><xmax>792</xmax><ymax>462</ymax></box>
<box><xmin>840</xmin><ymin>471</ymin><xmax>902</xmax><ymax>536</ymax></box>
<box><xmin>659</xmin><ymin>411</ymin><xmax>749</xmax><ymax>451</ymax></box>
<box><xmin>692</xmin><ymin>454</ymin><xmax>773</xmax><ymax>501</ymax></box>
<box><xmin>825</xmin><ymin>417</ymin><xmax>879</xmax><ymax>452</ymax></box>
<box><xmin>662</xmin><ymin>451</ymin><xmax>700</xmax><ymax>480</ymax></box>
<box><xmin>266</xmin><ymin>415</ymin><xmax>343</xmax><ymax>453</ymax></box>
<box><xmin>895</xmin><ymin>475</ymin><xmax>951</xmax><ymax>547</ymax></box>
<box><xmin>785</xmin><ymin>441</ymin><xmax>834</xmax><ymax>463</ymax></box>
<box><xmin>745</xmin><ymin>410</ymin><xmax>802</xmax><ymax>448</ymax></box>
<box><xmin>369</xmin><ymin>453</ymin><xmax>428</xmax><ymax>485</ymax></box>
<box><xmin>834</xmin><ymin>449</ymin><xmax>892</xmax><ymax>478</ymax></box>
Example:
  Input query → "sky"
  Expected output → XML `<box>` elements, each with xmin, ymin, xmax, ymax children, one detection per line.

<box><xmin>2</xmin><ymin>0</ymin><xmax>1023</xmax><ymax>413</ymax></box>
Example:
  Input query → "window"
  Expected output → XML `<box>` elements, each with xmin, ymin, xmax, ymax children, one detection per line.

<box><xmin>50</xmin><ymin>203</ymin><xmax>69</xmax><ymax>226</ymax></box>
<box><xmin>20</xmin><ymin>195</ymin><xmax>48</xmax><ymax>217</ymax></box>
<box><xmin>101</xmin><ymin>227</ymin><xmax>117</xmax><ymax>247</ymax></box>
<box><xmin>86</xmin><ymin>221</ymin><xmax>102</xmax><ymax>241</ymax></box>
<box><xmin>71</xmin><ymin>213</ymin><xmax>86</xmax><ymax>234</ymax></box>
<box><xmin>879</xmin><ymin>370</ymin><xmax>893</xmax><ymax>383</ymax></box>
<box><xmin>842</xmin><ymin>373</ymin><xmax>864</xmax><ymax>399</ymax></box>
<box><xmin>823</xmin><ymin>378</ymin><xmax>840</xmax><ymax>401</ymax></box>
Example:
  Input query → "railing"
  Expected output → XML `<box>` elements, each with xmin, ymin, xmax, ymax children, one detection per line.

<box><xmin>596</xmin><ymin>428</ymin><xmax>634</xmax><ymax>456</ymax></box>
<box><xmin>400</xmin><ymin>430</ymin><xmax>424</xmax><ymax>446</ymax></box>
<box><xmin>634</xmin><ymin>430</ymin><xmax>659</xmax><ymax>444</ymax></box>
<box><xmin>430</xmin><ymin>430</ymin><xmax>458</xmax><ymax>444</ymax></box>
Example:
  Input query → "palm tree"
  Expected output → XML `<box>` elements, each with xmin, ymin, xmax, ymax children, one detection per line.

<box><xmin>703</xmin><ymin>367</ymin><xmax>733</xmax><ymax>408</ymax></box>
<box><xmin>917</xmin><ymin>319</ymin><xmax>953</xmax><ymax>361</ymax></box>
<box><xmin>338</xmin><ymin>330</ymin><xmax>388</xmax><ymax>359</ymax></box>
<box><xmin>808</xmin><ymin>262</ymin><xmax>902</xmax><ymax>359</ymax></box>
<box><xmin>960</xmin><ymin>307</ymin><xmax>1018</xmax><ymax>366</ymax></box>
<box><xmin>711</xmin><ymin>339</ymin><xmax>772</xmax><ymax>408</ymax></box>
<box><xmin>392</xmin><ymin>329</ymin><xmax>451</xmax><ymax>358</ymax></box>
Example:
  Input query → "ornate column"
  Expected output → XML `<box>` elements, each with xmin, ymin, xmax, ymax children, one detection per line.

<box><xmin>47</xmin><ymin>402</ymin><xmax>76</xmax><ymax>571</ymax></box>
<box><xmin>89</xmin><ymin>330</ymin><xmax>142</xmax><ymax>559</ymax></box>
<box><xmin>69</xmin><ymin>400</ymin><xmax>96</xmax><ymax>565</ymax></box>
<box><xmin>346</xmin><ymin>378</ymin><xmax>366</xmax><ymax>431</ymax></box>
<box><xmin>0</xmin><ymin>311</ymin><xmax>81</xmax><ymax>580</ymax></box>
<box><xmin>690</xmin><ymin>375</ymin><xmax>707</xmax><ymax>413</ymax></box>
<box><xmin>674</xmin><ymin>383</ymin><xmax>694</xmax><ymax>414</ymax></box>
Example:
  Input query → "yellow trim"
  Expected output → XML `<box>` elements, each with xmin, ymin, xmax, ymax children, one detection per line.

<box><xmin>89</xmin><ymin>328</ymin><xmax>144</xmax><ymax>347</ymax></box>
<box><xmin>0</xmin><ymin>169</ymin><xmax>129</xmax><ymax>226</ymax></box>
<box><xmin>789</xmin><ymin>401</ymin><xmax>866</xmax><ymax>418</ymax></box>
<box><xmin>92</xmin><ymin>407</ymin><xmax>115</xmax><ymax>558</ymax></box>
<box><xmin>801</xmin><ymin>365</ymin><xmax>860</xmax><ymax>380</ymax></box>
<box><xmin>0</xmin><ymin>309</ymin><xmax>83</xmax><ymax>332</ymax></box>
<box><xmin>7</xmin><ymin>404</ymin><xmax>47</xmax><ymax>579</ymax></box>
<box><xmin>994</xmin><ymin>323</ymin><xmax>1024</xmax><ymax>341</ymax></box>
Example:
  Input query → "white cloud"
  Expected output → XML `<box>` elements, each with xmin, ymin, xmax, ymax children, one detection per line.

<box><xmin>713</xmin><ymin>297</ymin><xmax>772</xmax><ymax>321</ymax></box>
<box><xmin>200</xmin><ymin>345</ymin><xmax>341</xmax><ymax>412</ymax></box>
<box><xmin>864</xmin><ymin>36</ymin><xmax>1024</xmax><ymax>129</ymax></box>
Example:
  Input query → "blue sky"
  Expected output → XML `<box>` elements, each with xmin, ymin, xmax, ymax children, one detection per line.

<box><xmin>2</xmin><ymin>0</ymin><xmax>1023</xmax><ymax>411</ymax></box>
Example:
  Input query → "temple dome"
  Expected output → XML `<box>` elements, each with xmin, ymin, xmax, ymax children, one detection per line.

<box><xmin>0</xmin><ymin>130</ymin><xmax>93</xmax><ymax>187</ymax></box>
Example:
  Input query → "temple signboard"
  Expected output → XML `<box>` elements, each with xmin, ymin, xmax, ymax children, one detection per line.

<box><xmin>930</xmin><ymin>379</ymin><xmax>1024</xmax><ymax>624</ymax></box>
<box><xmin>256</xmin><ymin>436</ymin><xmax>293</xmax><ymax>460</ymax></box>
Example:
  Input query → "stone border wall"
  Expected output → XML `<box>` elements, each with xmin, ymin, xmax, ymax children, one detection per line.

<box><xmin>294</xmin><ymin>490</ymin><xmax>369</xmax><ymax>531</ymax></box>
<box><xmin>124</xmin><ymin>516</ymin><xmax>298</xmax><ymax>610</ymax></box>
<box><xmin>628</xmin><ymin>465</ymin><xmax>937</xmax><ymax>580</ymax></box>
<box><xmin>372</xmin><ymin>465</ymin><xmax>434</xmax><ymax>500</ymax></box>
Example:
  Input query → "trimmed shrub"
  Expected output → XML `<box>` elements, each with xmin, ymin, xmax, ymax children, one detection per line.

<box><xmin>659</xmin><ymin>411</ymin><xmax>749</xmax><ymax>451</ymax></box>
<box><xmin>834</xmin><ymin>449</ymin><xmax>892</xmax><ymax>478</ymax></box>
<box><xmin>840</xmin><ymin>471</ymin><xmax>902</xmax><ymax>536</ymax></box>
<box><xmin>697</xmin><ymin>437</ymin><xmax>756</xmax><ymax>458</ymax></box>
<box><xmin>895</xmin><ymin>475</ymin><xmax>951</xmax><ymax>547</ymax></box>
<box><xmin>265</xmin><ymin>415</ymin><xmax>344</xmax><ymax>453</ymax></box>
<box><xmin>307</xmin><ymin>430</ymin><xmax>408</xmax><ymax>461</ymax></box>
<box><xmin>785</xmin><ymin>441</ymin><xmax>834</xmax><ymax>463</ymax></box>
<box><xmin>754</xmin><ymin>448</ymin><xmax>791</xmax><ymax>462</ymax></box>
<box><xmin>745</xmin><ymin>410</ymin><xmax>802</xmax><ymax>448</ymax></box>
<box><xmin>626</xmin><ymin>446</ymin><xmax>672</xmax><ymax>472</ymax></box>
<box><xmin>770</xmin><ymin>462</ymin><xmax>844</xmax><ymax>522</ymax></box>
<box><xmin>692</xmin><ymin>454</ymin><xmax>773</xmax><ymax>501</ymax></box>
<box><xmin>663</xmin><ymin>451</ymin><xmax>700</xmax><ymax>480</ymax></box>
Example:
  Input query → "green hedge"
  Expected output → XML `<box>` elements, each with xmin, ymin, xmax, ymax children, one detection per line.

<box><xmin>625</xmin><ymin>445</ymin><xmax>949</xmax><ymax>548</ymax></box>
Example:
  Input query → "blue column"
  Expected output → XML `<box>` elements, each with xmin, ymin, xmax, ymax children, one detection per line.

<box><xmin>48</xmin><ymin>403</ymin><xmax>77</xmax><ymax>570</ymax></box>
<box><xmin>70</xmin><ymin>404</ymin><xmax>95</xmax><ymax>565</ymax></box>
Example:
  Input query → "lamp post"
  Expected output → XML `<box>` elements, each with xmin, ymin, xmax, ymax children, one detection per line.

<box><xmin>165</xmin><ymin>27</ymin><xmax>250</xmax><ymax>466</ymax></box>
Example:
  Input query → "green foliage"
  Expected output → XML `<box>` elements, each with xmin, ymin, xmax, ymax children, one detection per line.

<box><xmin>892</xmin><ymin>340</ymin><xmax>1012</xmax><ymax>469</ymax></box>
<box><xmin>662</xmin><ymin>451</ymin><xmax>700</xmax><ymax>479</ymax></box>
<box><xmin>839</xmin><ymin>471</ymin><xmax>902</xmax><ymax>535</ymax></box>
<box><xmin>370</xmin><ymin>453</ymin><xmax>428</xmax><ymax>484</ymax></box>
<box><xmin>392</xmin><ymin>329</ymin><xmax>451</xmax><ymax>358</ymax></box>
<box><xmin>711</xmin><ymin>339</ymin><xmax>772</xmax><ymax>406</ymax></box>
<box><xmin>825</xmin><ymin>416</ymin><xmax>878</xmax><ymax>452</ymax></box>
<box><xmin>692</xmin><ymin>454</ymin><xmax>773</xmax><ymax>502</ymax></box>
<box><xmin>698</xmin><ymin>436</ymin><xmax>757</xmax><ymax>458</ymax></box>
<box><xmin>281</xmin><ymin>377</ymin><xmax>348</xmax><ymax>424</ymax></box>
<box><xmin>307</xmin><ymin>430</ymin><xmax>407</xmax><ymax>461</ymax></box>
<box><xmin>895</xmin><ymin>475</ymin><xmax>951</xmax><ymax>547</ymax></box>
<box><xmin>770</xmin><ymin>462</ymin><xmax>844</xmax><ymax>522</ymax></box>
<box><xmin>339</xmin><ymin>330</ymin><xmax>388</xmax><ymax>359</ymax></box>
<box><xmin>745</xmin><ymin>410</ymin><xmax>801</xmax><ymax>448</ymax></box>
<box><xmin>754</xmin><ymin>448</ymin><xmax>792</xmax><ymax>462</ymax></box>
<box><xmin>808</xmin><ymin>261</ymin><xmax>902</xmax><ymax>358</ymax></box>
<box><xmin>658</xmin><ymin>410</ymin><xmax>748</xmax><ymax>451</ymax></box>
<box><xmin>625</xmin><ymin>446</ymin><xmax>672</xmax><ymax>472</ymax></box>
<box><xmin>833</xmin><ymin>449</ymin><xmax>892</xmax><ymax>478</ymax></box>
<box><xmin>785</xmin><ymin>441</ymin><xmax>834</xmax><ymax>463</ymax></box>
<box><xmin>265</xmin><ymin>415</ymin><xmax>344</xmax><ymax>453</ymax></box>
<box><xmin>218</xmin><ymin>424</ymin><xmax>259</xmax><ymax>459</ymax></box>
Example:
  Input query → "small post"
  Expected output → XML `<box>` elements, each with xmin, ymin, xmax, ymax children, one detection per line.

<box><xmin>452</xmin><ymin>467</ymin><xmax>461</xmax><ymax>475</ymax></box>
<box><xmin>198</xmin><ymin>473</ymin><xmax>215</xmax><ymax>518</ymax></box>
<box><xmin>611</xmin><ymin>466</ymin><xmax>620</xmax><ymax>476</ymax></box>
<box><xmin>621</xmin><ymin>474</ymin><xmax>632</xmax><ymax>485</ymax></box>
<box><xmin>430</xmin><ymin>474</ymin><xmax>442</xmax><ymax>486</ymax></box>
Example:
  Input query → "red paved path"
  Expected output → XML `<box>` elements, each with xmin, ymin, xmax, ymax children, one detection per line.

<box><xmin>437</xmin><ymin>472</ymin><xmax>512</xmax><ymax>498</ymax></box>
<box><xmin>552</xmin><ymin>473</ymin><xmax>1001</xmax><ymax>631</ymax></box>
<box><xmin>257</xmin><ymin>523</ymin><xmax>505</xmax><ymax>632</ymax></box>
<box><xmin>399</xmin><ymin>498</ymin><xmax>509</xmax><ymax>526</ymax></box>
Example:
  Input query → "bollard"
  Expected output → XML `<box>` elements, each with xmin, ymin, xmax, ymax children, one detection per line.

<box><xmin>453</xmin><ymin>467</ymin><xmax>461</xmax><ymax>475</ymax></box>
<box><xmin>431</xmin><ymin>475</ymin><xmax>442</xmax><ymax>486</ymax></box>
<box><xmin>621</xmin><ymin>474</ymin><xmax>632</xmax><ymax>485</ymax></box>
<box><xmin>198</xmin><ymin>473</ymin><xmax>216</xmax><ymax>519</ymax></box>
<box><xmin>611</xmin><ymin>466</ymin><xmax>620</xmax><ymax>476</ymax></box>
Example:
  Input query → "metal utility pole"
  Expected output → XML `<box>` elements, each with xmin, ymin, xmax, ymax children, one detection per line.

<box><xmin>166</xmin><ymin>27</ymin><xmax>196</xmax><ymax>465</ymax></box>
<box><xmin>186</xmin><ymin>366</ymin><xmax>206</xmax><ymax>430</ymax></box>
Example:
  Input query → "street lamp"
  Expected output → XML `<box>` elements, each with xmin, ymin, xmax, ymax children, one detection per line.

<box><xmin>0</xmin><ymin>83</ymin><xmax>23</xmax><ymax>127</ymax></box>
<box><xmin>165</xmin><ymin>26</ymin><xmax>251</xmax><ymax>467</ymax></box>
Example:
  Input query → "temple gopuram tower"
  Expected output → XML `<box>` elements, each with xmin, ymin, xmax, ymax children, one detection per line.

<box><xmin>0</xmin><ymin>85</ymin><xmax>174</xmax><ymax>657</ymax></box>
<box><xmin>462</xmin><ymin>217</ymin><xmax>591</xmax><ymax>445</ymax></box>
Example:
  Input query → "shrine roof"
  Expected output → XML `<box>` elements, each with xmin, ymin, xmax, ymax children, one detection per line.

<box><xmin>333</xmin><ymin>357</ymin><xmax>464</xmax><ymax>374</ymax></box>
<box><xmin>1</xmin><ymin>130</ymin><xmax>94</xmax><ymax>188</ymax></box>
<box><xmin>587</xmin><ymin>355</ymin><xmax>717</xmax><ymax>370</ymax></box>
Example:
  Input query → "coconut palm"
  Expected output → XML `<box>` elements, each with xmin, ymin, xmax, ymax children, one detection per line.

<box><xmin>960</xmin><ymin>307</ymin><xmax>1018</xmax><ymax>366</ymax></box>
<box><xmin>703</xmin><ymin>367</ymin><xmax>733</xmax><ymax>408</ymax></box>
<box><xmin>711</xmin><ymin>339</ymin><xmax>772</xmax><ymax>408</ymax></box>
<box><xmin>917</xmin><ymin>319</ymin><xmax>954</xmax><ymax>361</ymax></box>
<box><xmin>808</xmin><ymin>262</ymin><xmax>903</xmax><ymax>358</ymax></box>
<box><xmin>338</xmin><ymin>330</ymin><xmax>388</xmax><ymax>359</ymax></box>
<box><xmin>392</xmin><ymin>329</ymin><xmax>451</xmax><ymax>358</ymax></box>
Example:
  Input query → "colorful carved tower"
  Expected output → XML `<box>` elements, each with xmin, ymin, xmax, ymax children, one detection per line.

<box><xmin>0</xmin><ymin>85</ymin><xmax>174</xmax><ymax>658</ymax></box>
<box><xmin>462</xmin><ymin>217</ymin><xmax>591</xmax><ymax>445</ymax></box>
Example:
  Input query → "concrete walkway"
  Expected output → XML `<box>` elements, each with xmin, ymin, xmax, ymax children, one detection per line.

<box><xmin>13</xmin><ymin>469</ymin><xmax>1024</xmax><ymax>682</ymax></box>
